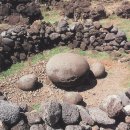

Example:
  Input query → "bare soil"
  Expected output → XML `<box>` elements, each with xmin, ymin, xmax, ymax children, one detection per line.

<box><xmin>0</xmin><ymin>52</ymin><xmax>130</xmax><ymax>108</ymax></box>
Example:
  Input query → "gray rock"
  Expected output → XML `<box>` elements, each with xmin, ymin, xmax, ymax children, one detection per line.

<box><xmin>30</xmin><ymin>124</ymin><xmax>45</xmax><ymax>130</ymax></box>
<box><xmin>116</xmin><ymin>122</ymin><xmax>129</xmax><ymax>130</ymax></box>
<box><xmin>79</xmin><ymin>122</ymin><xmax>92</xmax><ymax>130</ymax></box>
<box><xmin>65</xmin><ymin>125</ymin><xmax>85</xmax><ymax>130</ymax></box>
<box><xmin>46</xmin><ymin>125</ymin><xmax>63</xmax><ymax>130</ymax></box>
<box><xmin>105</xmin><ymin>33</ymin><xmax>115</xmax><ymax>41</ymax></box>
<box><xmin>123</xmin><ymin>105</ymin><xmax>130</xmax><ymax>115</ymax></box>
<box><xmin>17</xmin><ymin>74</ymin><xmax>38</xmax><ymax>91</ymax></box>
<box><xmin>77</xmin><ymin>105</ymin><xmax>94</xmax><ymax>126</ymax></box>
<box><xmin>49</xmin><ymin>33</ymin><xmax>60</xmax><ymax>40</ymax></box>
<box><xmin>88</xmin><ymin>107</ymin><xmax>115</xmax><ymax>125</ymax></box>
<box><xmin>62</xmin><ymin>103</ymin><xmax>80</xmax><ymax>125</ymax></box>
<box><xmin>2</xmin><ymin>38</ymin><xmax>14</xmax><ymax>47</ymax></box>
<box><xmin>0</xmin><ymin>100</ymin><xmax>20</xmax><ymax>125</ymax></box>
<box><xmin>63</xmin><ymin>92</ymin><xmax>83</xmax><ymax>105</ymax></box>
<box><xmin>0</xmin><ymin>120</ymin><xmax>8</xmax><ymax>130</ymax></box>
<box><xmin>92</xmin><ymin>125</ymin><xmax>99</xmax><ymax>130</ymax></box>
<box><xmin>111</xmin><ymin>27</ymin><xmax>118</xmax><ymax>34</ymax></box>
<box><xmin>90</xmin><ymin>36</ymin><xmax>96</xmax><ymax>44</ymax></box>
<box><xmin>118</xmin><ymin>93</ymin><xmax>130</xmax><ymax>106</ymax></box>
<box><xmin>11</xmin><ymin>119</ymin><xmax>30</xmax><ymax>130</ymax></box>
<box><xmin>100</xmin><ymin>95</ymin><xmax>123</xmax><ymax>118</ymax></box>
<box><xmin>26</xmin><ymin>111</ymin><xmax>42</xmax><ymax>125</ymax></box>
<box><xmin>117</xmin><ymin>31</ymin><xmax>126</xmax><ymax>37</ymax></box>
<box><xmin>40</xmin><ymin>100</ymin><xmax>62</xmax><ymax>126</ymax></box>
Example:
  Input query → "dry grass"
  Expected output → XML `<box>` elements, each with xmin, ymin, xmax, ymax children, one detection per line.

<box><xmin>0</xmin><ymin>23</ymin><xmax>11</xmax><ymax>30</ymax></box>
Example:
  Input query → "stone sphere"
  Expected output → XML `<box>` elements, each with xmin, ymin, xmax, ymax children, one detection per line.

<box><xmin>46</xmin><ymin>53</ymin><xmax>90</xmax><ymax>87</ymax></box>
<box><xmin>17</xmin><ymin>74</ymin><xmax>38</xmax><ymax>91</ymax></box>
<box><xmin>90</xmin><ymin>62</ymin><xmax>106</xmax><ymax>78</ymax></box>
<box><xmin>63</xmin><ymin>92</ymin><xmax>83</xmax><ymax>105</ymax></box>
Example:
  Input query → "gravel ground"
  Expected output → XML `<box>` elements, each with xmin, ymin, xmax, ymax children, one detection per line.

<box><xmin>0</xmin><ymin>57</ymin><xmax>129</xmax><ymax>108</ymax></box>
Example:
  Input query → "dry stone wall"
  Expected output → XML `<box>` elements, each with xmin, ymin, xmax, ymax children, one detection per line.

<box><xmin>1</xmin><ymin>89</ymin><xmax>130</xmax><ymax>130</ymax></box>
<box><xmin>116</xmin><ymin>1</ymin><xmax>130</xmax><ymax>19</ymax></box>
<box><xmin>0</xmin><ymin>0</ymin><xmax>43</xmax><ymax>25</ymax></box>
<box><xmin>0</xmin><ymin>19</ymin><xmax>130</xmax><ymax>71</ymax></box>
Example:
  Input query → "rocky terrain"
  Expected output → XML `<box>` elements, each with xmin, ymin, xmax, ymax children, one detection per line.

<box><xmin>0</xmin><ymin>0</ymin><xmax>130</xmax><ymax>130</ymax></box>
<box><xmin>0</xmin><ymin>52</ymin><xmax>130</xmax><ymax>130</ymax></box>
<box><xmin>0</xmin><ymin>0</ymin><xmax>42</xmax><ymax>24</ymax></box>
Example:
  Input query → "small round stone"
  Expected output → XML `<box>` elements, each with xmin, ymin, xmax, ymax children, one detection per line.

<box><xmin>90</xmin><ymin>62</ymin><xmax>106</xmax><ymax>78</ymax></box>
<box><xmin>63</xmin><ymin>92</ymin><xmax>83</xmax><ymax>105</ymax></box>
<box><xmin>17</xmin><ymin>74</ymin><xmax>38</xmax><ymax>91</ymax></box>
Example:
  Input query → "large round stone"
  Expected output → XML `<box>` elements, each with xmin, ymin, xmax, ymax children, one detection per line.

<box><xmin>17</xmin><ymin>74</ymin><xmax>38</xmax><ymax>91</ymax></box>
<box><xmin>90</xmin><ymin>62</ymin><xmax>106</xmax><ymax>78</ymax></box>
<box><xmin>46</xmin><ymin>53</ymin><xmax>90</xmax><ymax>87</ymax></box>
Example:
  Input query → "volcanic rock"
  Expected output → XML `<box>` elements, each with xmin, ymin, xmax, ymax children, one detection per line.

<box><xmin>100</xmin><ymin>95</ymin><xmax>123</xmax><ymax>118</ymax></box>
<box><xmin>65</xmin><ymin>125</ymin><xmax>85</xmax><ymax>130</ymax></box>
<box><xmin>40</xmin><ymin>100</ymin><xmax>62</xmax><ymax>126</ymax></box>
<box><xmin>77</xmin><ymin>105</ymin><xmax>94</xmax><ymax>126</ymax></box>
<box><xmin>88</xmin><ymin>107</ymin><xmax>115</xmax><ymax>125</ymax></box>
<box><xmin>0</xmin><ymin>100</ymin><xmax>20</xmax><ymax>125</ymax></box>
<box><xmin>62</xmin><ymin>103</ymin><xmax>80</xmax><ymax>125</ymax></box>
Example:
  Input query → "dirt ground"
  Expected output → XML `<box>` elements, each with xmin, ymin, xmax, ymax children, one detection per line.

<box><xmin>0</xmin><ymin>50</ymin><xmax>130</xmax><ymax>108</ymax></box>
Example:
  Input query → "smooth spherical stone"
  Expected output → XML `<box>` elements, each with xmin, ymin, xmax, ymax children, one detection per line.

<box><xmin>46</xmin><ymin>53</ymin><xmax>90</xmax><ymax>87</ymax></box>
<box><xmin>63</xmin><ymin>92</ymin><xmax>83</xmax><ymax>105</ymax></box>
<box><xmin>17</xmin><ymin>74</ymin><xmax>38</xmax><ymax>91</ymax></box>
<box><xmin>90</xmin><ymin>62</ymin><xmax>106</xmax><ymax>78</ymax></box>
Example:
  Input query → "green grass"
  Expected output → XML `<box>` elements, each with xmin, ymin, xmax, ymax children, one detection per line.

<box><xmin>41</xmin><ymin>6</ymin><xmax>62</xmax><ymax>24</ymax></box>
<box><xmin>0</xmin><ymin>46</ymin><xmax>111</xmax><ymax>80</ymax></box>
<box><xmin>0</xmin><ymin>46</ymin><xmax>70</xmax><ymax>79</ymax></box>
<box><xmin>100</xmin><ymin>15</ymin><xmax>130</xmax><ymax>41</ymax></box>
<box><xmin>75</xmin><ymin>48</ymin><xmax>110</xmax><ymax>60</ymax></box>
<box><xmin>32</xmin><ymin>103</ymin><xmax>41</xmax><ymax>111</ymax></box>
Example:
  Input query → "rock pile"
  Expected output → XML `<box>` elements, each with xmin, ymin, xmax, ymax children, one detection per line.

<box><xmin>0</xmin><ymin>0</ymin><xmax>42</xmax><ymax>24</ymax></box>
<box><xmin>63</xmin><ymin>1</ymin><xmax>107</xmax><ymax>21</ymax></box>
<box><xmin>116</xmin><ymin>1</ymin><xmax>130</xmax><ymax>19</ymax></box>
<box><xmin>1</xmin><ymin>89</ymin><xmax>130</xmax><ymax>130</ymax></box>
<box><xmin>0</xmin><ymin>19</ymin><xmax>129</xmax><ymax>71</ymax></box>
<box><xmin>45</xmin><ymin>0</ymin><xmax>107</xmax><ymax>21</ymax></box>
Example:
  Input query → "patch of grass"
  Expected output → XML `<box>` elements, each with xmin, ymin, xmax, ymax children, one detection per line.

<box><xmin>0</xmin><ymin>46</ymin><xmax>70</xmax><ymax>79</ymax></box>
<box><xmin>75</xmin><ymin>49</ymin><xmax>110</xmax><ymax>60</ymax></box>
<box><xmin>86</xmin><ymin>51</ymin><xmax>110</xmax><ymax>60</ymax></box>
<box><xmin>42</xmin><ymin>46</ymin><xmax>71</xmax><ymax>61</ymax></box>
<box><xmin>0</xmin><ymin>62</ymin><xmax>28</xmax><ymax>80</ymax></box>
<box><xmin>100</xmin><ymin>15</ymin><xmax>130</xmax><ymax>41</ymax></box>
<box><xmin>32</xmin><ymin>103</ymin><xmax>41</xmax><ymax>111</ymax></box>
<box><xmin>41</xmin><ymin>6</ymin><xmax>62</xmax><ymax>24</ymax></box>
<box><xmin>0</xmin><ymin>23</ymin><xmax>11</xmax><ymax>30</ymax></box>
